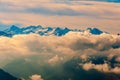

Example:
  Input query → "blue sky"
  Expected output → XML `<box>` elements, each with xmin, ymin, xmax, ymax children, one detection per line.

<box><xmin>0</xmin><ymin>0</ymin><xmax>120</xmax><ymax>34</ymax></box>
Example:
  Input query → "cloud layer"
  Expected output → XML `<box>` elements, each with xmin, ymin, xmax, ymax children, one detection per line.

<box><xmin>0</xmin><ymin>32</ymin><xmax>119</xmax><ymax>79</ymax></box>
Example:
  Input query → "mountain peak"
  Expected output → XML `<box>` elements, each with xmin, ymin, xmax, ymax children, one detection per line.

<box><xmin>4</xmin><ymin>25</ymin><xmax>22</xmax><ymax>34</ymax></box>
<box><xmin>53</xmin><ymin>27</ymin><xmax>70</xmax><ymax>36</ymax></box>
<box><xmin>10</xmin><ymin>25</ymin><xmax>20</xmax><ymax>30</ymax></box>
<box><xmin>87</xmin><ymin>27</ymin><xmax>103</xmax><ymax>35</ymax></box>
<box><xmin>0</xmin><ymin>25</ymin><xmax>107</xmax><ymax>37</ymax></box>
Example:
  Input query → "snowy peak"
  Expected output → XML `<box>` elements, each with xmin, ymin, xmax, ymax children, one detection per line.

<box><xmin>87</xmin><ymin>28</ymin><xmax>103</xmax><ymax>35</ymax></box>
<box><xmin>4</xmin><ymin>25</ymin><xmax>22</xmax><ymax>34</ymax></box>
<box><xmin>0</xmin><ymin>25</ymin><xmax>107</xmax><ymax>37</ymax></box>
<box><xmin>10</xmin><ymin>25</ymin><xmax>20</xmax><ymax>30</ymax></box>
<box><xmin>6</xmin><ymin>25</ymin><xmax>20</xmax><ymax>32</ymax></box>
<box><xmin>54</xmin><ymin>27</ymin><xmax>70</xmax><ymax>36</ymax></box>
<box><xmin>22</xmin><ymin>25</ymin><xmax>43</xmax><ymax>31</ymax></box>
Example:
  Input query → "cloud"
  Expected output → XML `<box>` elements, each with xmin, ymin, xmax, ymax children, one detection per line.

<box><xmin>0</xmin><ymin>0</ymin><xmax>120</xmax><ymax>34</ymax></box>
<box><xmin>81</xmin><ymin>62</ymin><xmax>120</xmax><ymax>74</ymax></box>
<box><xmin>29</xmin><ymin>74</ymin><xmax>44</xmax><ymax>80</ymax></box>
<box><xmin>48</xmin><ymin>55</ymin><xmax>63</xmax><ymax>64</ymax></box>
<box><xmin>1</xmin><ymin>0</ymin><xmax>120</xmax><ymax>17</ymax></box>
<box><xmin>0</xmin><ymin>33</ymin><xmax>119</xmax><ymax>66</ymax></box>
<box><xmin>0</xmin><ymin>32</ymin><xmax>119</xmax><ymax>80</ymax></box>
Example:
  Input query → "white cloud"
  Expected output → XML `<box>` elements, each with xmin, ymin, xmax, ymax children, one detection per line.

<box><xmin>0</xmin><ymin>32</ymin><xmax>119</xmax><ymax>74</ymax></box>
<box><xmin>48</xmin><ymin>55</ymin><xmax>63</xmax><ymax>64</ymax></box>
<box><xmin>30</xmin><ymin>74</ymin><xmax>44</xmax><ymax>80</ymax></box>
<box><xmin>81</xmin><ymin>62</ymin><xmax>120</xmax><ymax>74</ymax></box>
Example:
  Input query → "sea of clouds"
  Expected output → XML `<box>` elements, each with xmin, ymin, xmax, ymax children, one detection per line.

<box><xmin>0</xmin><ymin>31</ymin><xmax>120</xmax><ymax>80</ymax></box>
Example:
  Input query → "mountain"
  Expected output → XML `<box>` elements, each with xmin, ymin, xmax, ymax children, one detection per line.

<box><xmin>0</xmin><ymin>31</ymin><xmax>12</xmax><ymax>37</ymax></box>
<box><xmin>53</xmin><ymin>27</ymin><xmax>70</xmax><ymax>36</ymax></box>
<box><xmin>87</xmin><ymin>28</ymin><xmax>103</xmax><ymax>35</ymax></box>
<box><xmin>0</xmin><ymin>25</ymin><xmax>105</xmax><ymax>37</ymax></box>
<box><xmin>4</xmin><ymin>25</ymin><xmax>22</xmax><ymax>34</ymax></box>
<box><xmin>0</xmin><ymin>69</ymin><xmax>19</xmax><ymax>80</ymax></box>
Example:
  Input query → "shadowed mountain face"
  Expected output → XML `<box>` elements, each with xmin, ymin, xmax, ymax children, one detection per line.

<box><xmin>0</xmin><ymin>69</ymin><xmax>19</xmax><ymax>80</ymax></box>
<box><xmin>0</xmin><ymin>25</ymin><xmax>104</xmax><ymax>37</ymax></box>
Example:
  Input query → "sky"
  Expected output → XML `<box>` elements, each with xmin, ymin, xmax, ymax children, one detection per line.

<box><xmin>0</xmin><ymin>0</ymin><xmax>120</xmax><ymax>34</ymax></box>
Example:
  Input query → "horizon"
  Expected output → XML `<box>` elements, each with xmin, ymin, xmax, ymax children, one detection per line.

<box><xmin>0</xmin><ymin>24</ymin><xmax>119</xmax><ymax>35</ymax></box>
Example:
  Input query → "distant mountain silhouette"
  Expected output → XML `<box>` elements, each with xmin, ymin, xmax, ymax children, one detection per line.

<box><xmin>0</xmin><ymin>25</ymin><xmax>106</xmax><ymax>37</ymax></box>
<box><xmin>0</xmin><ymin>69</ymin><xmax>19</xmax><ymax>80</ymax></box>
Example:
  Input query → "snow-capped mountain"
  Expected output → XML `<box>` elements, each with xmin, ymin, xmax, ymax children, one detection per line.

<box><xmin>0</xmin><ymin>25</ymin><xmax>105</xmax><ymax>37</ymax></box>
<box><xmin>87</xmin><ymin>28</ymin><xmax>103</xmax><ymax>35</ymax></box>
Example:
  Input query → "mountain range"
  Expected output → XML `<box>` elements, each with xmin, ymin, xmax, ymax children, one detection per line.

<box><xmin>0</xmin><ymin>25</ymin><xmax>105</xmax><ymax>37</ymax></box>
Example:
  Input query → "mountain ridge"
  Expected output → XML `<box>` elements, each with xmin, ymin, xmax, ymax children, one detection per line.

<box><xmin>0</xmin><ymin>25</ymin><xmax>105</xmax><ymax>37</ymax></box>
